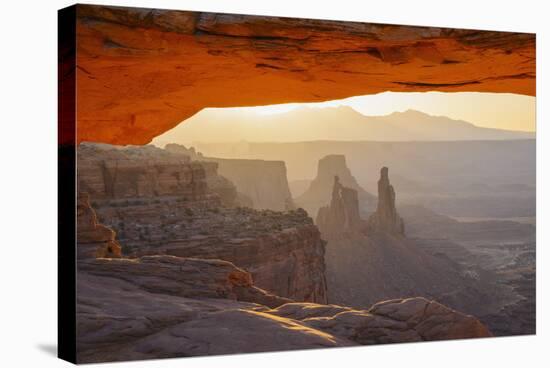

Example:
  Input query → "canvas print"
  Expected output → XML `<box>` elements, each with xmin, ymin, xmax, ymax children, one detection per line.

<box><xmin>58</xmin><ymin>4</ymin><xmax>536</xmax><ymax>363</ymax></box>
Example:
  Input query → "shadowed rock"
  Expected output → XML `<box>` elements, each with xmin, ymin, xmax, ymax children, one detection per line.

<box><xmin>316</xmin><ymin>176</ymin><xmax>363</xmax><ymax>236</ymax></box>
<box><xmin>367</xmin><ymin>167</ymin><xmax>405</xmax><ymax>235</ymax></box>
<box><xmin>77</xmin><ymin>255</ymin><xmax>491</xmax><ymax>363</ymax></box>
<box><xmin>269</xmin><ymin>297</ymin><xmax>491</xmax><ymax>343</ymax></box>
<box><xmin>77</xmin><ymin>192</ymin><xmax>121</xmax><ymax>258</ymax></box>
<box><xmin>296</xmin><ymin>154</ymin><xmax>375</xmax><ymax>217</ymax></box>
<box><xmin>78</xmin><ymin>255</ymin><xmax>291</xmax><ymax>308</ymax></box>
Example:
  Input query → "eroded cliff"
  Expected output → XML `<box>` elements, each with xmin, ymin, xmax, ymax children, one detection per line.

<box><xmin>317</xmin><ymin>167</ymin><xmax>509</xmax><ymax>320</ymax></box>
<box><xmin>296</xmin><ymin>154</ymin><xmax>375</xmax><ymax>217</ymax></box>
<box><xmin>166</xmin><ymin>143</ymin><xmax>294</xmax><ymax>211</ymax></box>
<box><xmin>95</xmin><ymin>201</ymin><xmax>328</xmax><ymax>303</ymax></box>
<box><xmin>77</xmin><ymin>192</ymin><xmax>121</xmax><ymax>259</ymax></box>
<box><xmin>75</xmin><ymin>171</ymin><xmax>493</xmax><ymax>362</ymax></box>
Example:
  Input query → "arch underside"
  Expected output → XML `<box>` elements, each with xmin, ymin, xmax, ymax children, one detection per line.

<box><xmin>70</xmin><ymin>5</ymin><xmax>536</xmax><ymax>145</ymax></box>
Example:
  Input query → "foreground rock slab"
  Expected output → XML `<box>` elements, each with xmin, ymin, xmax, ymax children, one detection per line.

<box><xmin>77</xmin><ymin>254</ymin><xmax>491</xmax><ymax>363</ymax></box>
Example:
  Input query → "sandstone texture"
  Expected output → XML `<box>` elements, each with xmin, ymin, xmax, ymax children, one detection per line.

<box><xmin>76</xmin><ymin>254</ymin><xmax>490</xmax><ymax>363</ymax></box>
<box><xmin>96</xmin><ymin>201</ymin><xmax>328</xmax><ymax>303</ymax></box>
<box><xmin>78</xmin><ymin>143</ymin><xmax>327</xmax><ymax>303</ymax></box>
<box><xmin>165</xmin><ymin>143</ymin><xmax>294</xmax><ymax>210</ymax></box>
<box><xmin>296</xmin><ymin>154</ymin><xmax>376</xmax><ymax>217</ymax></box>
<box><xmin>164</xmin><ymin>144</ymin><xmax>241</xmax><ymax>207</ymax></box>
<box><xmin>77</xmin><ymin>144</ymin><xmax>215</xmax><ymax>203</ymax></box>
<box><xmin>367</xmin><ymin>167</ymin><xmax>405</xmax><ymax>235</ymax></box>
<box><xmin>317</xmin><ymin>176</ymin><xmax>363</xmax><ymax>235</ymax></box>
<box><xmin>78</xmin><ymin>143</ymin><xmax>244</xmax><ymax>207</ymax></box>
<box><xmin>270</xmin><ymin>297</ymin><xmax>491</xmax><ymax>343</ymax></box>
<box><xmin>77</xmin><ymin>192</ymin><xmax>121</xmax><ymax>258</ymax></box>
<box><xmin>78</xmin><ymin>255</ymin><xmax>291</xmax><ymax>307</ymax></box>
<box><xmin>211</xmin><ymin>157</ymin><xmax>295</xmax><ymax>211</ymax></box>
<box><xmin>69</xmin><ymin>4</ymin><xmax>535</xmax><ymax>145</ymax></box>
<box><xmin>74</xmin><ymin>164</ymin><xmax>493</xmax><ymax>362</ymax></box>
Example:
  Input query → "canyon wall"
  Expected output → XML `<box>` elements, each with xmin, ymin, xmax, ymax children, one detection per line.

<box><xmin>165</xmin><ymin>143</ymin><xmax>294</xmax><ymax>211</ymax></box>
<box><xmin>317</xmin><ymin>167</ymin><xmax>508</xmax><ymax>319</ymax></box>
<box><xmin>212</xmin><ymin>158</ymin><xmax>295</xmax><ymax>211</ymax></box>
<box><xmin>78</xmin><ymin>143</ymin><xmax>243</xmax><ymax>207</ymax></box>
<box><xmin>95</xmin><ymin>199</ymin><xmax>328</xmax><ymax>303</ymax></box>
<box><xmin>78</xmin><ymin>144</ymin><xmax>319</xmax><ymax>302</ymax></box>
<box><xmin>296</xmin><ymin>154</ymin><xmax>376</xmax><ymax>218</ymax></box>
<box><xmin>199</xmin><ymin>160</ymin><xmax>239</xmax><ymax>207</ymax></box>
<box><xmin>161</xmin><ymin>222</ymin><xmax>328</xmax><ymax>303</ymax></box>
<box><xmin>77</xmin><ymin>144</ymin><xmax>215</xmax><ymax>203</ymax></box>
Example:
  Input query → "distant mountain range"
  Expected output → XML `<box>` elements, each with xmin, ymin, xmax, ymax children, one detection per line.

<box><xmin>154</xmin><ymin>106</ymin><xmax>535</xmax><ymax>144</ymax></box>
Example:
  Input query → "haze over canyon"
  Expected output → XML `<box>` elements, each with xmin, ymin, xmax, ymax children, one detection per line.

<box><xmin>65</xmin><ymin>4</ymin><xmax>536</xmax><ymax>363</ymax></box>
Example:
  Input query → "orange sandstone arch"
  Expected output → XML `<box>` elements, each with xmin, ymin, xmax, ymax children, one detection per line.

<box><xmin>70</xmin><ymin>5</ymin><xmax>535</xmax><ymax>145</ymax></box>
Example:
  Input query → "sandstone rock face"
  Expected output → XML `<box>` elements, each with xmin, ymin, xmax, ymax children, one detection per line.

<box><xmin>77</xmin><ymin>192</ymin><xmax>121</xmax><ymax>258</ymax></box>
<box><xmin>367</xmin><ymin>167</ymin><xmax>405</xmax><ymax>235</ymax></box>
<box><xmin>95</xmin><ymin>201</ymin><xmax>328</xmax><ymax>304</ymax></box>
<box><xmin>212</xmin><ymin>158</ymin><xmax>295</xmax><ymax>211</ymax></box>
<box><xmin>296</xmin><ymin>154</ymin><xmax>375</xmax><ymax>217</ymax></box>
<box><xmin>164</xmin><ymin>143</ymin><xmax>204</xmax><ymax>160</ymax></box>
<box><xmin>316</xmin><ymin>176</ymin><xmax>363</xmax><ymax>236</ymax></box>
<box><xmin>155</xmin><ymin>143</ymin><xmax>242</xmax><ymax>207</ymax></box>
<box><xmin>78</xmin><ymin>143</ymin><xmax>326</xmax><ymax>303</ymax></box>
<box><xmin>77</xmin><ymin>144</ymin><xmax>216</xmax><ymax>204</ymax></box>
<box><xmin>162</xmin><ymin>223</ymin><xmax>328</xmax><ymax>304</ymax></box>
<box><xmin>70</xmin><ymin>4</ymin><xmax>535</xmax><ymax>145</ymax></box>
<box><xmin>76</xmin><ymin>256</ymin><xmax>343</xmax><ymax>363</ymax></box>
<box><xmin>76</xmin><ymin>254</ymin><xmax>490</xmax><ymax>363</ymax></box>
<box><xmin>165</xmin><ymin>143</ymin><xmax>292</xmax><ymax>210</ymax></box>
<box><xmin>78</xmin><ymin>256</ymin><xmax>291</xmax><ymax>307</ymax></box>
<box><xmin>197</xmin><ymin>160</ymin><xmax>239</xmax><ymax>207</ymax></box>
<box><xmin>269</xmin><ymin>297</ymin><xmax>491</xmax><ymax>344</ymax></box>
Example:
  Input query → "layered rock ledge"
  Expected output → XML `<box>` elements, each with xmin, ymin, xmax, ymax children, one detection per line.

<box><xmin>77</xmin><ymin>254</ymin><xmax>491</xmax><ymax>363</ymax></box>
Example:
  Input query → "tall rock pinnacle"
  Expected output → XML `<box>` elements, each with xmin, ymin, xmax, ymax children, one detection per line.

<box><xmin>316</xmin><ymin>176</ymin><xmax>362</xmax><ymax>236</ymax></box>
<box><xmin>367</xmin><ymin>167</ymin><xmax>405</xmax><ymax>235</ymax></box>
<box><xmin>295</xmin><ymin>155</ymin><xmax>376</xmax><ymax>217</ymax></box>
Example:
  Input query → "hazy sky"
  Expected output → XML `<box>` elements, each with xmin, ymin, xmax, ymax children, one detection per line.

<box><xmin>153</xmin><ymin>91</ymin><xmax>535</xmax><ymax>145</ymax></box>
<box><xmin>219</xmin><ymin>92</ymin><xmax>536</xmax><ymax>132</ymax></box>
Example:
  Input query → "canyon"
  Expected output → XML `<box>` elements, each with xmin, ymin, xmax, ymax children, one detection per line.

<box><xmin>78</xmin><ymin>143</ymin><xmax>326</xmax><ymax>303</ymax></box>
<box><xmin>195</xmin><ymin>139</ymin><xmax>535</xmax><ymax>219</ymax></box>
<box><xmin>59</xmin><ymin>5</ymin><xmax>537</xmax><ymax>363</ymax></box>
<box><xmin>75</xmin><ymin>143</ymin><xmax>497</xmax><ymax>362</ymax></box>
<box><xmin>399</xmin><ymin>204</ymin><xmax>535</xmax><ymax>335</ymax></box>
<box><xmin>315</xmin><ymin>164</ymin><xmax>520</xmax><ymax>334</ymax></box>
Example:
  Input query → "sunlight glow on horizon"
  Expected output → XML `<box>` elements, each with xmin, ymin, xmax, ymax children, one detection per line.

<box><xmin>210</xmin><ymin>92</ymin><xmax>535</xmax><ymax>132</ymax></box>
